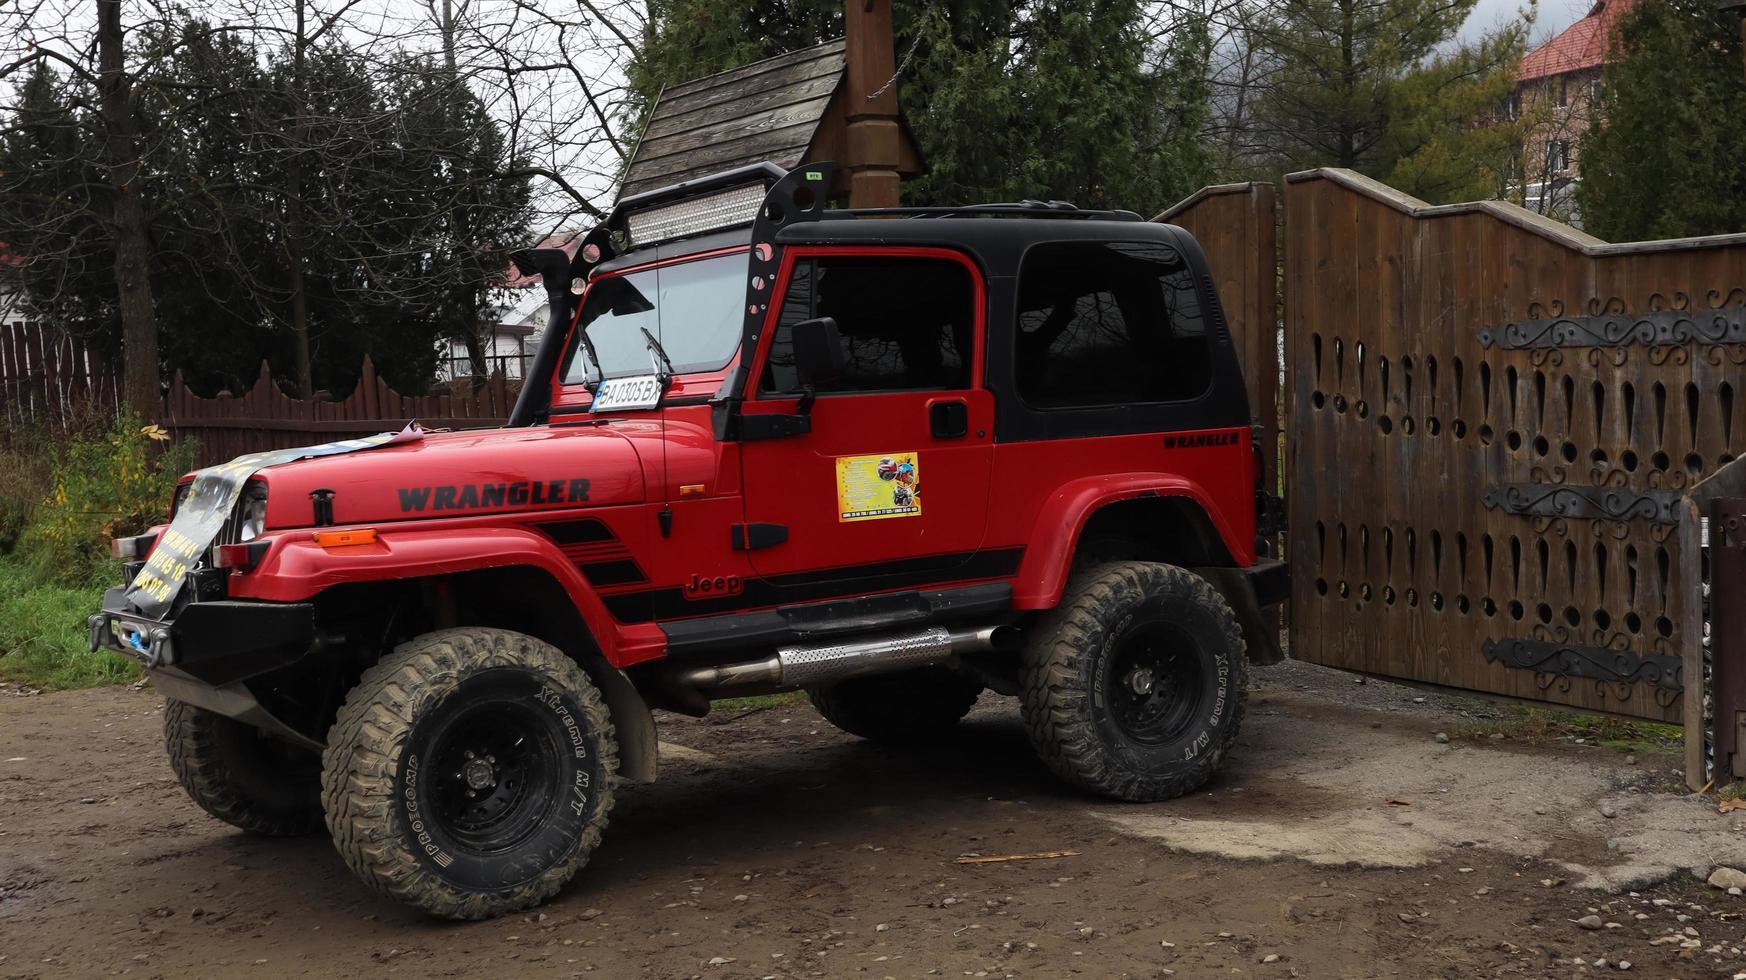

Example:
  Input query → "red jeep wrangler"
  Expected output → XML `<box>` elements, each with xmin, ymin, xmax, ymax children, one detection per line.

<box><xmin>91</xmin><ymin>163</ymin><xmax>1286</xmax><ymax>919</ymax></box>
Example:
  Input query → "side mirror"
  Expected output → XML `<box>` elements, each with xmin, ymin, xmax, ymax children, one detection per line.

<box><xmin>791</xmin><ymin>316</ymin><xmax>844</xmax><ymax>387</ymax></box>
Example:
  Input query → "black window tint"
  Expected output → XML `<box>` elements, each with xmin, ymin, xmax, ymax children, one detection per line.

<box><xmin>760</xmin><ymin>256</ymin><xmax>973</xmax><ymax>394</ymax></box>
<box><xmin>1015</xmin><ymin>241</ymin><xmax>1212</xmax><ymax>408</ymax></box>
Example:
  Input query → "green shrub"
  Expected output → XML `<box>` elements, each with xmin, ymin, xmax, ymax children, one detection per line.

<box><xmin>18</xmin><ymin>411</ymin><xmax>195</xmax><ymax>586</ymax></box>
<box><xmin>0</xmin><ymin>556</ymin><xmax>137</xmax><ymax>690</ymax></box>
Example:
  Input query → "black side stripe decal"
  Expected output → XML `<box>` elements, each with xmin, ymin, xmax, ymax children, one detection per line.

<box><xmin>602</xmin><ymin>546</ymin><xmax>1025</xmax><ymax>623</ymax></box>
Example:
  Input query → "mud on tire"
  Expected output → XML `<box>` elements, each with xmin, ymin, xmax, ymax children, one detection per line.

<box><xmin>807</xmin><ymin>666</ymin><xmax>982</xmax><ymax>744</ymax></box>
<box><xmin>1020</xmin><ymin>561</ymin><xmax>1246</xmax><ymax>802</ymax></box>
<box><xmin>321</xmin><ymin>628</ymin><xmax>617</xmax><ymax>920</ymax></box>
<box><xmin>164</xmin><ymin>699</ymin><xmax>324</xmax><ymax>837</ymax></box>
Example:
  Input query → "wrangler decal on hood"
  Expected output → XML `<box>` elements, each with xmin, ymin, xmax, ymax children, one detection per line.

<box><xmin>398</xmin><ymin>478</ymin><xmax>591</xmax><ymax>513</ymax></box>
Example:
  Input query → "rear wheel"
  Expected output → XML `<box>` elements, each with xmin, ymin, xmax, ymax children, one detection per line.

<box><xmin>164</xmin><ymin>699</ymin><xmax>323</xmax><ymax>837</ymax></box>
<box><xmin>807</xmin><ymin>666</ymin><xmax>982</xmax><ymax>744</ymax></box>
<box><xmin>1020</xmin><ymin>561</ymin><xmax>1247</xmax><ymax>802</ymax></box>
<box><xmin>321</xmin><ymin>628</ymin><xmax>617</xmax><ymax>919</ymax></box>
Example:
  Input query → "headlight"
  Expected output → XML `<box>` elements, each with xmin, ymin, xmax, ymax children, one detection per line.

<box><xmin>238</xmin><ymin>488</ymin><xmax>268</xmax><ymax>542</ymax></box>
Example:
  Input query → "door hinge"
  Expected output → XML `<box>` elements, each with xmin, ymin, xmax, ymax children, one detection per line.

<box><xmin>730</xmin><ymin>522</ymin><xmax>788</xmax><ymax>551</ymax></box>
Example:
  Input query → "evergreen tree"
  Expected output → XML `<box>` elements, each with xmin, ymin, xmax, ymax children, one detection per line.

<box><xmin>1246</xmin><ymin>0</ymin><xmax>1529</xmax><ymax>203</ymax></box>
<box><xmin>1578</xmin><ymin>0</ymin><xmax>1746</xmax><ymax>241</ymax></box>
<box><xmin>627</xmin><ymin>0</ymin><xmax>1214</xmax><ymax>214</ymax></box>
<box><xmin>0</xmin><ymin>21</ymin><xmax>532</xmax><ymax>396</ymax></box>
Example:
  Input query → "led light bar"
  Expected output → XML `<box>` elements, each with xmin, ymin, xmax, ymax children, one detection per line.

<box><xmin>624</xmin><ymin>183</ymin><xmax>767</xmax><ymax>248</ymax></box>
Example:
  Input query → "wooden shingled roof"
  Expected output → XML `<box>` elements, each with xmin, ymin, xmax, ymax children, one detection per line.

<box><xmin>618</xmin><ymin>41</ymin><xmax>848</xmax><ymax>200</ymax></box>
<box><xmin>617</xmin><ymin>38</ymin><xmax>921</xmax><ymax>201</ymax></box>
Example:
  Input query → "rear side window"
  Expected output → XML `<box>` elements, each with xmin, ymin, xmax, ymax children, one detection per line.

<box><xmin>760</xmin><ymin>256</ymin><xmax>974</xmax><ymax>395</ymax></box>
<box><xmin>1015</xmin><ymin>241</ymin><xmax>1212</xmax><ymax>408</ymax></box>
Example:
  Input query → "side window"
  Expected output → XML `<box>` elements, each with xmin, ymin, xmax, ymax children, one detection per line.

<box><xmin>1015</xmin><ymin>241</ymin><xmax>1212</xmax><ymax>409</ymax></box>
<box><xmin>760</xmin><ymin>255</ymin><xmax>974</xmax><ymax>395</ymax></box>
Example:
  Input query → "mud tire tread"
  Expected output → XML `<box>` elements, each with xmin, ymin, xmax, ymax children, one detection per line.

<box><xmin>164</xmin><ymin>698</ymin><xmax>324</xmax><ymax>837</ymax></box>
<box><xmin>1019</xmin><ymin>561</ymin><xmax>1247</xmax><ymax>802</ymax></box>
<box><xmin>321</xmin><ymin>627</ymin><xmax>618</xmax><ymax>920</ymax></box>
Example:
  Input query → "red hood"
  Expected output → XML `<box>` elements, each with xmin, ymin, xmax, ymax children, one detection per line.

<box><xmin>252</xmin><ymin>425</ymin><xmax>646</xmax><ymax>528</ymax></box>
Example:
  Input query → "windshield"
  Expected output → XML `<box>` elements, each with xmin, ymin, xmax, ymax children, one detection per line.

<box><xmin>560</xmin><ymin>251</ymin><xmax>748</xmax><ymax>384</ymax></box>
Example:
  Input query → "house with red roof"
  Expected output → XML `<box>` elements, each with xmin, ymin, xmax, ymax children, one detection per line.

<box><xmin>1512</xmin><ymin>0</ymin><xmax>1635</xmax><ymax>225</ymax></box>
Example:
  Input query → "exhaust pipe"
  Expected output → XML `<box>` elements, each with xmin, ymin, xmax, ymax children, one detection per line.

<box><xmin>679</xmin><ymin>624</ymin><xmax>1018</xmax><ymax>691</ymax></box>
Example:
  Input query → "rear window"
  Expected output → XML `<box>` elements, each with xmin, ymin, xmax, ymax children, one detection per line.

<box><xmin>1015</xmin><ymin>241</ymin><xmax>1212</xmax><ymax>409</ymax></box>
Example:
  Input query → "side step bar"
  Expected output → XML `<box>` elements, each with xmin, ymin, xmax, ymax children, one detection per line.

<box><xmin>678</xmin><ymin>624</ymin><xmax>1018</xmax><ymax>691</ymax></box>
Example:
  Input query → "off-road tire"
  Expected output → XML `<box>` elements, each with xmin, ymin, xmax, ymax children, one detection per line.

<box><xmin>1020</xmin><ymin>561</ymin><xmax>1246</xmax><ymax>802</ymax></box>
<box><xmin>321</xmin><ymin>628</ymin><xmax>617</xmax><ymax>920</ymax></box>
<box><xmin>807</xmin><ymin>667</ymin><xmax>982</xmax><ymax>744</ymax></box>
<box><xmin>164</xmin><ymin>698</ymin><xmax>324</xmax><ymax>837</ymax></box>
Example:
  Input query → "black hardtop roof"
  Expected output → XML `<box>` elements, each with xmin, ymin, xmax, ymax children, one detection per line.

<box><xmin>595</xmin><ymin>212</ymin><xmax>1197</xmax><ymax>279</ymax></box>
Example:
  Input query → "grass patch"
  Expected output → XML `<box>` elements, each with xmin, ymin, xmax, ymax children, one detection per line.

<box><xmin>709</xmin><ymin>691</ymin><xmax>807</xmax><ymax>714</ymax></box>
<box><xmin>0</xmin><ymin>556</ymin><xmax>138</xmax><ymax>691</ymax></box>
<box><xmin>1449</xmin><ymin>706</ymin><xmax>1681</xmax><ymax>753</ymax></box>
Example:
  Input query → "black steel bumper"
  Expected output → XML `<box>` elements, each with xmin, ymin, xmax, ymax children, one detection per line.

<box><xmin>89</xmin><ymin>587</ymin><xmax>320</xmax><ymax>688</ymax></box>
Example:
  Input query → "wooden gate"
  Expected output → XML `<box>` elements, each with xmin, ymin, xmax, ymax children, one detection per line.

<box><xmin>1156</xmin><ymin>183</ymin><xmax>1280</xmax><ymax>495</ymax></box>
<box><xmin>1283</xmin><ymin>168</ymin><xmax>1746</xmax><ymax>782</ymax></box>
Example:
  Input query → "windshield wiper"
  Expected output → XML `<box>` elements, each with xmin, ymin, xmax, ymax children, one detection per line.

<box><xmin>575</xmin><ymin>324</ymin><xmax>605</xmax><ymax>392</ymax></box>
<box><xmin>639</xmin><ymin>326</ymin><xmax>676</xmax><ymax>382</ymax></box>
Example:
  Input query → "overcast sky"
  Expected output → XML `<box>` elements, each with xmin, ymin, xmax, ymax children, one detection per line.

<box><xmin>1460</xmin><ymin>0</ymin><xmax>1595</xmax><ymax>45</ymax></box>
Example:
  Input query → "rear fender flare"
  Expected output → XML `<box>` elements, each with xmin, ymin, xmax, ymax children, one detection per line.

<box><xmin>1011</xmin><ymin>473</ymin><xmax>1246</xmax><ymax>609</ymax></box>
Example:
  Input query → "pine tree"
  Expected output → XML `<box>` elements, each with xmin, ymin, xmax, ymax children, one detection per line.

<box><xmin>1245</xmin><ymin>0</ymin><xmax>1529</xmax><ymax>203</ymax></box>
<box><xmin>627</xmin><ymin>0</ymin><xmax>1214</xmax><ymax>214</ymax></box>
<box><xmin>1578</xmin><ymin>0</ymin><xmax>1746</xmax><ymax>241</ymax></box>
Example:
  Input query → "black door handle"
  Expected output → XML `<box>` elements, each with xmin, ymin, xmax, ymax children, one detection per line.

<box><xmin>929</xmin><ymin>399</ymin><xmax>969</xmax><ymax>439</ymax></box>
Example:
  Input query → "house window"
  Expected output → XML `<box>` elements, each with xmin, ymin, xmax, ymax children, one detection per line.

<box><xmin>1014</xmin><ymin>241</ymin><xmax>1212</xmax><ymax>409</ymax></box>
<box><xmin>1550</xmin><ymin>140</ymin><xmax>1571</xmax><ymax>173</ymax></box>
<box><xmin>760</xmin><ymin>256</ymin><xmax>974</xmax><ymax>395</ymax></box>
<box><xmin>1554</xmin><ymin>76</ymin><xmax>1567</xmax><ymax>108</ymax></box>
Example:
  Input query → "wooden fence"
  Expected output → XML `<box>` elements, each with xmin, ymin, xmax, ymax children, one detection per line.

<box><xmin>0</xmin><ymin>324</ymin><xmax>513</xmax><ymax>468</ymax></box>
<box><xmin>163</xmin><ymin>357</ymin><xmax>513</xmax><ymax>467</ymax></box>
<box><xmin>0</xmin><ymin>320</ymin><xmax>118</xmax><ymax>429</ymax></box>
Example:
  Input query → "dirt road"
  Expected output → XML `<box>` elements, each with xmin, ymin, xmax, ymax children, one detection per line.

<box><xmin>4</xmin><ymin>662</ymin><xmax>1745</xmax><ymax>979</ymax></box>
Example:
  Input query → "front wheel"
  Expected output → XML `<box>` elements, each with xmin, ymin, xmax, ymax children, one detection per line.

<box><xmin>1019</xmin><ymin>561</ymin><xmax>1247</xmax><ymax>802</ymax></box>
<box><xmin>321</xmin><ymin>628</ymin><xmax>617</xmax><ymax>919</ymax></box>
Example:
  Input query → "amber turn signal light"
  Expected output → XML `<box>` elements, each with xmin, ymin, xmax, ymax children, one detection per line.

<box><xmin>312</xmin><ymin>528</ymin><xmax>378</xmax><ymax>548</ymax></box>
<box><xmin>678</xmin><ymin>484</ymin><xmax>706</xmax><ymax>498</ymax></box>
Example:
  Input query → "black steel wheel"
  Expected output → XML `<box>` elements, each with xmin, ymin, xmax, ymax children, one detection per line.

<box><xmin>1103</xmin><ymin>623</ymin><xmax>1208</xmax><ymax>746</ymax></box>
<box><xmin>1020</xmin><ymin>561</ymin><xmax>1247</xmax><ymax>802</ymax></box>
<box><xmin>322</xmin><ymin>628</ymin><xmax>617</xmax><ymax>920</ymax></box>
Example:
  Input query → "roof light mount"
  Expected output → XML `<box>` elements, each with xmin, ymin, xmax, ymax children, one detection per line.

<box><xmin>710</xmin><ymin>162</ymin><xmax>836</xmax><ymax>443</ymax></box>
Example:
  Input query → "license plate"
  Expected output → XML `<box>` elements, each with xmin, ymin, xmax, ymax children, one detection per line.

<box><xmin>591</xmin><ymin>374</ymin><xmax>665</xmax><ymax>413</ymax></box>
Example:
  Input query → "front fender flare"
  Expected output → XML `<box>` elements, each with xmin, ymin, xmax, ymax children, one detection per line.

<box><xmin>231</xmin><ymin>526</ymin><xmax>663</xmax><ymax>667</ymax></box>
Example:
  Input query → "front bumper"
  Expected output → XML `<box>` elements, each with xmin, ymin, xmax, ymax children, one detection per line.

<box><xmin>89</xmin><ymin>588</ymin><xmax>320</xmax><ymax>688</ymax></box>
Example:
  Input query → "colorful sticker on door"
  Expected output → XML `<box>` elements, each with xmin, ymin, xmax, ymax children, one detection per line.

<box><xmin>836</xmin><ymin>452</ymin><xmax>921</xmax><ymax>522</ymax></box>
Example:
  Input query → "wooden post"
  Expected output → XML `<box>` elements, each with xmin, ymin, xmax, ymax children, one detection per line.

<box><xmin>842</xmin><ymin>0</ymin><xmax>902</xmax><ymax>208</ymax></box>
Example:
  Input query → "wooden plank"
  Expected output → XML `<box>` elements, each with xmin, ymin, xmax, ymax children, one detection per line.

<box><xmin>633</xmin><ymin>96</ymin><xmax>836</xmax><ymax>168</ymax></box>
<box><xmin>641</xmin><ymin>72</ymin><xmax>842</xmax><ymax>142</ymax></box>
<box><xmin>658</xmin><ymin>40</ymin><xmax>844</xmax><ymax>102</ymax></box>
<box><xmin>620</xmin><ymin>122</ymin><xmax>821</xmax><ymax>190</ymax></box>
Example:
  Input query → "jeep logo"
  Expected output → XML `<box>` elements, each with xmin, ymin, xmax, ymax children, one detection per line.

<box><xmin>684</xmin><ymin>573</ymin><xmax>743</xmax><ymax>599</ymax></box>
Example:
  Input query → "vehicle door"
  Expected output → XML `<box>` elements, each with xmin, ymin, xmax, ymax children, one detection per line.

<box><xmin>736</xmin><ymin>247</ymin><xmax>995</xmax><ymax>585</ymax></box>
